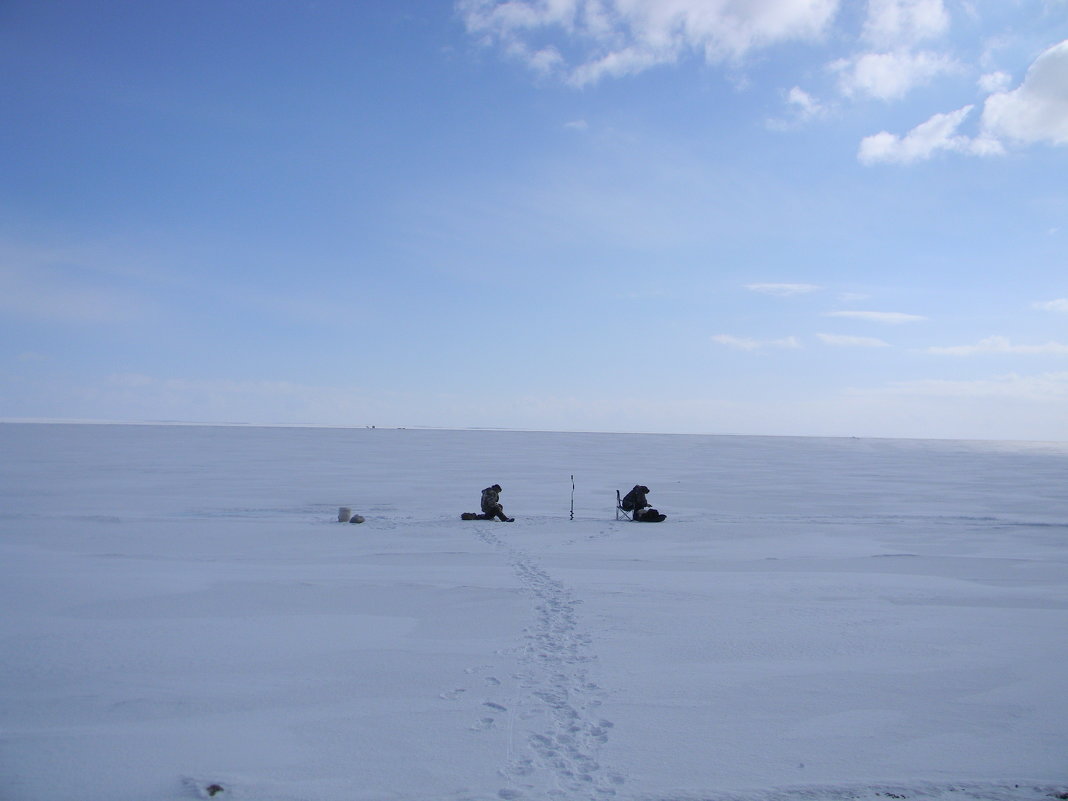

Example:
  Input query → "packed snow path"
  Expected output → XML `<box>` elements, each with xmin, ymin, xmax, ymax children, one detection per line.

<box><xmin>472</xmin><ymin>524</ymin><xmax>624</xmax><ymax>799</ymax></box>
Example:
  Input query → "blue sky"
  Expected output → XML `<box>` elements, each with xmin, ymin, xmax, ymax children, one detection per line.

<box><xmin>2</xmin><ymin>0</ymin><xmax>1066</xmax><ymax>440</ymax></box>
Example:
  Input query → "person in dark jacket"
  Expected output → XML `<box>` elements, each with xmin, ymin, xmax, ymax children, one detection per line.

<box><xmin>479</xmin><ymin>484</ymin><xmax>514</xmax><ymax>522</ymax></box>
<box><xmin>621</xmin><ymin>484</ymin><xmax>666</xmax><ymax>522</ymax></box>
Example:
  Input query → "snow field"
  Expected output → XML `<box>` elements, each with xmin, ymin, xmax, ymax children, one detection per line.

<box><xmin>1</xmin><ymin>423</ymin><xmax>1066</xmax><ymax>801</ymax></box>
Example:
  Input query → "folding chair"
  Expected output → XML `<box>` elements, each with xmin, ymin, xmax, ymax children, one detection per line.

<box><xmin>615</xmin><ymin>490</ymin><xmax>632</xmax><ymax>521</ymax></box>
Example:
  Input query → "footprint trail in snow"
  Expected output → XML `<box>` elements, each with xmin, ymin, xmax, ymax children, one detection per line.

<box><xmin>473</xmin><ymin>527</ymin><xmax>624</xmax><ymax>800</ymax></box>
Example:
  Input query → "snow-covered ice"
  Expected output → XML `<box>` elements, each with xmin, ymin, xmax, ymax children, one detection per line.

<box><xmin>1</xmin><ymin>423</ymin><xmax>1066</xmax><ymax>801</ymax></box>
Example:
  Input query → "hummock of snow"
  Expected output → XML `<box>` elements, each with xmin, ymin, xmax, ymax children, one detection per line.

<box><xmin>1</xmin><ymin>423</ymin><xmax>1066</xmax><ymax>801</ymax></box>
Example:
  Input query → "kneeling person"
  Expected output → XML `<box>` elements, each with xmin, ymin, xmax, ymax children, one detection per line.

<box><xmin>460</xmin><ymin>483</ymin><xmax>514</xmax><ymax>522</ymax></box>
<box><xmin>480</xmin><ymin>483</ymin><xmax>514</xmax><ymax>521</ymax></box>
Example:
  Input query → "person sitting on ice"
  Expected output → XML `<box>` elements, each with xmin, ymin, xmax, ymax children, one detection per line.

<box><xmin>477</xmin><ymin>484</ymin><xmax>514</xmax><ymax>522</ymax></box>
<box><xmin>621</xmin><ymin>484</ymin><xmax>666</xmax><ymax>522</ymax></box>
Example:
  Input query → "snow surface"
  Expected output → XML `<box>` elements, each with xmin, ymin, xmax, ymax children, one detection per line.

<box><xmin>1</xmin><ymin>423</ymin><xmax>1066</xmax><ymax>801</ymax></box>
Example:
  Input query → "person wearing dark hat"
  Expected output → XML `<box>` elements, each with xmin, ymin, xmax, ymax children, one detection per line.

<box><xmin>479</xmin><ymin>484</ymin><xmax>514</xmax><ymax>522</ymax></box>
<box><xmin>621</xmin><ymin>484</ymin><xmax>666</xmax><ymax>522</ymax></box>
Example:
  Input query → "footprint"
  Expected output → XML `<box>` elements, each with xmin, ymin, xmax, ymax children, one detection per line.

<box><xmin>507</xmin><ymin>758</ymin><xmax>534</xmax><ymax>777</ymax></box>
<box><xmin>439</xmin><ymin>688</ymin><xmax>466</xmax><ymax>700</ymax></box>
<box><xmin>471</xmin><ymin>717</ymin><xmax>496</xmax><ymax>731</ymax></box>
<box><xmin>465</xmin><ymin>520</ymin><xmax>618</xmax><ymax>793</ymax></box>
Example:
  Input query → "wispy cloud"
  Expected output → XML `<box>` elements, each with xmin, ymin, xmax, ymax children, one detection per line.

<box><xmin>874</xmin><ymin>371</ymin><xmax>1068</xmax><ymax>401</ymax></box>
<box><xmin>458</xmin><ymin>0</ymin><xmax>840</xmax><ymax>86</ymax></box>
<box><xmin>617</xmin><ymin>287</ymin><xmax>669</xmax><ymax>300</ymax></box>
<box><xmin>826</xmin><ymin>310</ymin><xmax>925</xmax><ymax>324</ymax></box>
<box><xmin>858</xmin><ymin>105</ymin><xmax>1002</xmax><ymax>164</ymax></box>
<box><xmin>17</xmin><ymin>351</ymin><xmax>51</xmax><ymax>363</ymax></box>
<box><xmin>831</xmin><ymin>0</ymin><xmax>956</xmax><ymax>101</ymax></box>
<box><xmin>1034</xmin><ymin>298</ymin><xmax>1068</xmax><ymax>313</ymax></box>
<box><xmin>712</xmin><ymin>334</ymin><xmax>801</xmax><ymax>351</ymax></box>
<box><xmin>927</xmin><ymin>336</ymin><xmax>1068</xmax><ymax>356</ymax></box>
<box><xmin>746</xmin><ymin>282</ymin><xmax>821</xmax><ymax>296</ymax></box>
<box><xmin>817</xmin><ymin>333</ymin><xmax>890</xmax><ymax>347</ymax></box>
<box><xmin>0</xmin><ymin>260</ymin><xmax>150</xmax><ymax>325</ymax></box>
<box><xmin>978</xmin><ymin>70</ymin><xmax>1012</xmax><ymax>93</ymax></box>
<box><xmin>833</xmin><ymin>50</ymin><xmax>957</xmax><ymax>101</ymax></box>
<box><xmin>861</xmin><ymin>0</ymin><xmax>950</xmax><ymax>48</ymax></box>
<box><xmin>784</xmin><ymin>86</ymin><xmax>827</xmax><ymax>122</ymax></box>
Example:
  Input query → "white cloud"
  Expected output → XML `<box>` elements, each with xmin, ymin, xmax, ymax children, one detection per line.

<box><xmin>859</xmin><ymin>39</ymin><xmax>1068</xmax><ymax>165</ymax></box>
<box><xmin>564</xmin><ymin>119</ymin><xmax>589</xmax><ymax>131</ymax></box>
<box><xmin>746</xmin><ymin>282</ymin><xmax>821</xmax><ymax>296</ymax></box>
<box><xmin>833</xmin><ymin>49</ymin><xmax>956</xmax><ymax>100</ymax></box>
<box><xmin>817</xmin><ymin>333</ymin><xmax>890</xmax><ymax>347</ymax></box>
<box><xmin>570</xmin><ymin>46</ymin><xmax>666</xmax><ymax>85</ymax></box>
<box><xmin>712</xmin><ymin>334</ymin><xmax>801</xmax><ymax>351</ymax></box>
<box><xmin>927</xmin><ymin>335</ymin><xmax>1068</xmax><ymax>355</ymax></box>
<box><xmin>861</xmin><ymin>0</ymin><xmax>949</xmax><ymax>48</ymax></box>
<box><xmin>1034</xmin><ymin>298</ymin><xmax>1068</xmax><ymax>312</ymax></box>
<box><xmin>826</xmin><ymin>310</ymin><xmax>925</xmax><ymax>323</ymax></box>
<box><xmin>524</xmin><ymin>44</ymin><xmax>566</xmax><ymax>75</ymax></box>
<box><xmin>828</xmin><ymin>0</ymin><xmax>954</xmax><ymax>103</ymax></box>
<box><xmin>857</xmin><ymin>105</ymin><xmax>1003</xmax><ymax>164</ymax></box>
<box><xmin>978</xmin><ymin>70</ymin><xmax>1012</xmax><ymax>93</ymax></box>
<box><xmin>786</xmin><ymin>86</ymin><xmax>826</xmax><ymax>119</ymax></box>
<box><xmin>768</xmin><ymin>87</ymin><xmax>829</xmax><ymax>130</ymax></box>
<box><xmin>980</xmin><ymin>39</ymin><xmax>1068</xmax><ymax>147</ymax></box>
<box><xmin>458</xmin><ymin>0</ymin><xmax>842</xmax><ymax>86</ymax></box>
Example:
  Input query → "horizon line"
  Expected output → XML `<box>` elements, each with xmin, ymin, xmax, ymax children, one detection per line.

<box><xmin>2</xmin><ymin>417</ymin><xmax>1065</xmax><ymax>446</ymax></box>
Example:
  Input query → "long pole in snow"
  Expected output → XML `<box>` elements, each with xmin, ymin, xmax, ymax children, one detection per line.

<box><xmin>570</xmin><ymin>474</ymin><xmax>575</xmax><ymax>521</ymax></box>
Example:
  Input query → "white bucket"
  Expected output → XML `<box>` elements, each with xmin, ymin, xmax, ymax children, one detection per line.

<box><xmin>338</xmin><ymin>507</ymin><xmax>352</xmax><ymax>523</ymax></box>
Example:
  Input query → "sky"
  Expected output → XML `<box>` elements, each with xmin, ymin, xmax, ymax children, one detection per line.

<box><xmin>1</xmin><ymin>0</ymin><xmax>1066</xmax><ymax>441</ymax></box>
